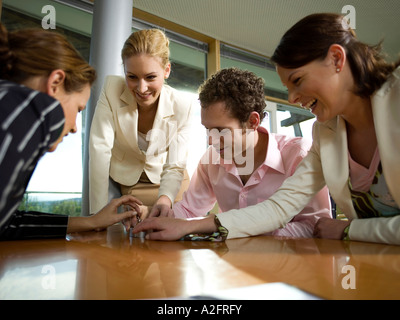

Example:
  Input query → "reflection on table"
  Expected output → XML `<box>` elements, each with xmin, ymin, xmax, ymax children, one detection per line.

<box><xmin>0</xmin><ymin>223</ymin><xmax>399</xmax><ymax>300</ymax></box>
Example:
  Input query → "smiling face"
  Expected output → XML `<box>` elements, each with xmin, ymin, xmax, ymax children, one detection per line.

<box><xmin>124</xmin><ymin>54</ymin><xmax>171</xmax><ymax>110</ymax></box>
<box><xmin>277</xmin><ymin>61</ymin><xmax>340</xmax><ymax>123</ymax></box>
<box><xmin>276</xmin><ymin>45</ymin><xmax>353</xmax><ymax>123</ymax></box>
<box><xmin>201</xmin><ymin>101</ymin><xmax>256</xmax><ymax>162</ymax></box>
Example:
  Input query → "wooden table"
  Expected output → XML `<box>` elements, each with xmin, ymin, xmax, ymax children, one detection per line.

<box><xmin>0</xmin><ymin>223</ymin><xmax>399</xmax><ymax>300</ymax></box>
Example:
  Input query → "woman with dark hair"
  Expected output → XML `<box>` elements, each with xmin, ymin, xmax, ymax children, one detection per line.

<box><xmin>269</xmin><ymin>13</ymin><xmax>400</xmax><ymax>244</ymax></box>
<box><xmin>133</xmin><ymin>13</ymin><xmax>400</xmax><ymax>245</ymax></box>
<box><xmin>0</xmin><ymin>24</ymin><xmax>142</xmax><ymax>240</ymax></box>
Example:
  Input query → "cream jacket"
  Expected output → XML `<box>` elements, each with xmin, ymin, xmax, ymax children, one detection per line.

<box><xmin>219</xmin><ymin>67</ymin><xmax>400</xmax><ymax>245</ymax></box>
<box><xmin>89</xmin><ymin>76</ymin><xmax>194</xmax><ymax>214</ymax></box>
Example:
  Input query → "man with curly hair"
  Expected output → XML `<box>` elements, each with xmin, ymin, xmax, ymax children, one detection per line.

<box><xmin>134</xmin><ymin>68</ymin><xmax>331</xmax><ymax>240</ymax></box>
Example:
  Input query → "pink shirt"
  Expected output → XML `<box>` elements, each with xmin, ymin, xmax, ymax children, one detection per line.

<box><xmin>173</xmin><ymin>127</ymin><xmax>332</xmax><ymax>238</ymax></box>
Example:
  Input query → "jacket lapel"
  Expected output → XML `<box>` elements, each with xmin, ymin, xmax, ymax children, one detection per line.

<box><xmin>319</xmin><ymin>117</ymin><xmax>357</xmax><ymax>218</ymax></box>
<box><xmin>147</xmin><ymin>87</ymin><xmax>175</xmax><ymax>156</ymax></box>
<box><xmin>371</xmin><ymin>69</ymin><xmax>400</xmax><ymax>205</ymax></box>
<box><xmin>117</xmin><ymin>86</ymin><xmax>140</xmax><ymax>152</ymax></box>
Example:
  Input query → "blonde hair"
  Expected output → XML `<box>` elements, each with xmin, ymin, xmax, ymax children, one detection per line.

<box><xmin>0</xmin><ymin>23</ymin><xmax>96</xmax><ymax>93</ymax></box>
<box><xmin>121</xmin><ymin>29</ymin><xmax>170</xmax><ymax>68</ymax></box>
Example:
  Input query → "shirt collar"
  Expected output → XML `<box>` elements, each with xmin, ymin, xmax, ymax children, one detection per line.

<box><xmin>259</xmin><ymin>127</ymin><xmax>285</xmax><ymax>175</ymax></box>
<box><xmin>216</xmin><ymin>126</ymin><xmax>286</xmax><ymax>175</ymax></box>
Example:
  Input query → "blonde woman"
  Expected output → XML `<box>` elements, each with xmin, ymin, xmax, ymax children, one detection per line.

<box><xmin>89</xmin><ymin>29</ymin><xmax>194</xmax><ymax>217</ymax></box>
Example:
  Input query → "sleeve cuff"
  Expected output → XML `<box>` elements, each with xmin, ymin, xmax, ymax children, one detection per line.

<box><xmin>180</xmin><ymin>215</ymin><xmax>228</xmax><ymax>242</ymax></box>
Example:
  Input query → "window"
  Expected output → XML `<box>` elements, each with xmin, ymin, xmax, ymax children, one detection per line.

<box><xmin>2</xmin><ymin>4</ymin><xmax>91</xmax><ymax>214</ymax></box>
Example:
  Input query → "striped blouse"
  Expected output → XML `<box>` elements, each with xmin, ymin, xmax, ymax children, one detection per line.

<box><xmin>0</xmin><ymin>79</ymin><xmax>69</xmax><ymax>240</ymax></box>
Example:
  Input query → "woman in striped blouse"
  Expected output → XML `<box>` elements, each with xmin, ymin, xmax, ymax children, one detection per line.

<box><xmin>0</xmin><ymin>24</ymin><xmax>142</xmax><ymax>240</ymax></box>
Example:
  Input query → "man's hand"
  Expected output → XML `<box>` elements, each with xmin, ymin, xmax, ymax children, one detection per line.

<box><xmin>132</xmin><ymin>217</ymin><xmax>189</xmax><ymax>241</ymax></box>
<box><xmin>132</xmin><ymin>215</ymin><xmax>218</xmax><ymax>241</ymax></box>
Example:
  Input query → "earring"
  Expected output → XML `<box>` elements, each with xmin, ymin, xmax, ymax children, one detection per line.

<box><xmin>336</xmin><ymin>68</ymin><xmax>340</xmax><ymax>73</ymax></box>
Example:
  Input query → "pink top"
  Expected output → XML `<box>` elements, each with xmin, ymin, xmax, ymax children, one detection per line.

<box><xmin>348</xmin><ymin>147</ymin><xmax>380</xmax><ymax>192</ymax></box>
<box><xmin>173</xmin><ymin>127</ymin><xmax>332</xmax><ymax>238</ymax></box>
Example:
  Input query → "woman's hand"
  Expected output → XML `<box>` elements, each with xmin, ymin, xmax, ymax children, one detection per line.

<box><xmin>91</xmin><ymin>195</ymin><xmax>143</xmax><ymax>231</ymax></box>
<box><xmin>313</xmin><ymin>217</ymin><xmax>351</xmax><ymax>240</ymax></box>
<box><xmin>148</xmin><ymin>204</ymin><xmax>174</xmax><ymax>218</ymax></box>
<box><xmin>148</xmin><ymin>195</ymin><xmax>174</xmax><ymax>218</ymax></box>
<box><xmin>67</xmin><ymin>195</ymin><xmax>143</xmax><ymax>233</ymax></box>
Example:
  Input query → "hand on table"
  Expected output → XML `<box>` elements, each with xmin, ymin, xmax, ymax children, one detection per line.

<box><xmin>132</xmin><ymin>214</ymin><xmax>218</xmax><ymax>241</ymax></box>
<box><xmin>67</xmin><ymin>195</ymin><xmax>143</xmax><ymax>234</ymax></box>
<box><xmin>131</xmin><ymin>217</ymin><xmax>191</xmax><ymax>241</ymax></box>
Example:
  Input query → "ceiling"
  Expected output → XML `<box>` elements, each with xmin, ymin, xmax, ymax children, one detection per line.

<box><xmin>132</xmin><ymin>0</ymin><xmax>400</xmax><ymax>61</ymax></box>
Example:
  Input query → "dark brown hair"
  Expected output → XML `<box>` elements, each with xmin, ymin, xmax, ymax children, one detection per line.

<box><xmin>199</xmin><ymin>68</ymin><xmax>266</xmax><ymax>125</ymax></box>
<box><xmin>0</xmin><ymin>23</ymin><xmax>96</xmax><ymax>92</ymax></box>
<box><xmin>271</xmin><ymin>13</ymin><xmax>400</xmax><ymax>98</ymax></box>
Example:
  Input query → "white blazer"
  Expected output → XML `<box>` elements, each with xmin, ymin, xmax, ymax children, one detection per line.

<box><xmin>89</xmin><ymin>76</ymin><xmax>195</xmax><ymax>214</ymax></box>
<box><xmin>219</xmin><ymin>67</ymin><xmax>400</xmax><ymax>244</ymax></box>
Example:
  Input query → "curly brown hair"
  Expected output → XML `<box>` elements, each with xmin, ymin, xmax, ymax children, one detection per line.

<box><xmin>198</xmin><ymin>68</ymin><xmax>266</xmax><ymax>125</ymax></box>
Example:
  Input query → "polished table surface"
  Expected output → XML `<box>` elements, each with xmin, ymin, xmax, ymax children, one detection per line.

<box><xmin>0</xmin><ymin>223</ymin><xmax>399</xmax><ymax>300</ymax></box>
